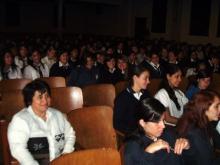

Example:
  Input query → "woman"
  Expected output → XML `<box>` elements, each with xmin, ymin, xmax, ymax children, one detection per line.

<box><xmin>8</xmin><ymin>80</ymin><xmax>75</xmax><ymax>165</ymax></box>
<box><xmin>176</xmin><ymin>91</ymin><xmax>220</xmax><ymax>165</ymax></box>
<box><xmin>14</xmin><ymin>45</ymin><xmax>29</xmax><ymax>70</ymax></box>
<box><xmin>23</xmin><ymin>49</ymin><xmax>49</xmax><ymax>80</ymax></box>
<box><xmin>124</xmin><ymin>98</ymin><xmax>190</xmax><ymax>165</ymax></box>
<box><xmin>186</xmin><ymin>70</ymin><xmax>211</xmax><ymax>100</ymax></box>
<box><xmin>113</xmin><ymin>65</ymin><xmax>151</xmax><ymax>135</ymax></box>
<box><xmin>41</xmin><ymin>46</ymin><xmax>57</xmax><ymax>70</ymax></box>
<box><xmin>154</xmin><ymin>64</ymin><xmax>188</xmax><ymax>125</ymax></box>
<box><xmin>0</xmin><ymin>50</ymin><xmax>22</xmax><ymax>80</ymax></box>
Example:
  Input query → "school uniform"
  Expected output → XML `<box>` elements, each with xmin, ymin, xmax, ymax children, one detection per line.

<box><xmin>23</xmin><ymin>63</ymin><xmax>49</xmax><ymax>80</ymax></box>
<box><xmin>49</xmin><ymin>61</ymin><xmax>74</xmax><ymax>78</ymax></box>
<box><xmin>154</xmin><ymin>89</ymin><xmax>188</xmax><ymax>118</ymax></box>
<box><xmin>14</xmin><ymin>56</ymin><xmax>29</xmax><ymax>70</ymax></box>
<box><xmin>0</xmin><ymin>66</ymin><xmax>22</xmax><ymax>80</ymax></box>
<box><xmin>41</xmin><ymin>56</ymin><xmax>57</xmax><ymax>70</ymax></box>
<box><xmin>113</xmin><ymin>87</ymin><xmax>151</xmax><ymax>135</ymax></box>
<box><xmin>99</xmin><ymin>67</ymin><xmax>123</xmax><ymax>84</ymax></box>
<box><xmin>8</xmin><ymin>106</ymin><xmax>75</xmax><ymax>165</ymax></box>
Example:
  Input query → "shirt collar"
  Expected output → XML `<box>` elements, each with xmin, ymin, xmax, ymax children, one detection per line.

<box><xmin>126</xmin><ymin>86</ymin><xmax>143</xmax><ymax>100</ymax></box>
<box><xmin>150</xmin><ymin>61</ymin><xmax>160</xmax><ymax>68</ymax></box>
<box><xmin>27</xmin><ymin>105</ymin><xmax>51</xmax><ymax>121</ymax></box>
<box><xmin>59</xmin><ymin>61</ymin><xmax>69</xmax><ymax>67</ymax></box>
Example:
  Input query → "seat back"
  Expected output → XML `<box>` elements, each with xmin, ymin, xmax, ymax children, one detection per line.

<box><xmin>0</xmin><ymin>90</ymin><xmax>25</xmax><ymax>120</ymax></box>
<box><xmin>148</xmin><ymin>79</ymin><xmax>162</xmax><ymax>96</ymax></box>
<box><xmin>67</xmin><ymin>106</ymin><xmax>117</xmax><ymax>149</ymax></box>
<box><xmin>82</xmin><ymin>84</ymin><xmax>115</xmax><ymax>107</ymax></box>
<box><xmin>50</xmin><ymin>87</ymin><xmax>83</xmax><ymax>113</ymax></box>
<box><xmin>179</xmin><ymin>77</ymin><xmax>188</xmax><ymax>92</ymax></box>
<box><xmin>0</xmin><ymin>79</ymin><xmax>31</xmax><ymax>92</ymax></box>
<box><xmin>39</xmin><ymin>77</ymin><xmax>66</xmax><ymax>88</ymax></box>
<box><xmin>115</xmin><ymin>81</ymin><xmax>128</xmax><ymax>96</ymax></box>
<box><xmin>50</xmin><ymin>148</ymin><xmax>121</xmax><ymax>165</ymax></box>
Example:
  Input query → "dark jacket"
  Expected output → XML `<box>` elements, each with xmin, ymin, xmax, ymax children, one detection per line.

<box><xmin>184</xmin><ymin>127</ymin><xmax>220</xmax><ymax>165</ymax></box>
<box><xmin>124</xmin><ymin>128</ymin><xmax>189</xmax><ymax>165</ymax></box>
<box><xmin>67</xmin><ymin>66</ymin><xmax>99</xmax><ymax>87</ymax></box>
<box><xmin>99</xmin><ymin>67</ymin><xmax>123</xmax><ymax>84</ymax></box>
<box><xmin>113</xmin><ymin>87</ymin><xmax>151</xmax><ymax>135</ymax></box>
<box><xmin>49</xmin><ymin>62</ymin><xmax>74</xmax><ymax>78</ymax></box>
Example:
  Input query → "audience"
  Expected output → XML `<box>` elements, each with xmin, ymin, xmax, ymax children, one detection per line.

<box><xmin>41</xmin><ymin>46</ymin><xmax>57</xmax><ymax>70</ymax></box>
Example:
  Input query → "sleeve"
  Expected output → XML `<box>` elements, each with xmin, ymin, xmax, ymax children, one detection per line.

<box><xmin>62</xmin><ymin>115</ymin><xmax>76</xmax><ymax>154</ymax></box>
<box><xmin>216</xmin><ymin>121</ymin><xmax>220</xmax><ymax>135</ymax></box>
<box><xmin>67</xmin><ymin>69</ymin><xmax>78</xmax><ymax>86</ymax></box>
<box><xmin>43</xmin><ymin>64</ymin><xmax>49</xmax><ymax>77</ymax></box>
<box><xmin>16</xmin><ymin>67</ymin><xmax>23</xmax><ymax>79</ymax></box>
<box><xmin>154</xmin><ymin>89</ymin><xmax>170</xmax><ymax>108</ymax></box>
<box><xmin>23</xmin><ymin>66</ymin><xmax>34</xmax><ymax>80</ymax></box>
<box><xmin>124</xmin><ymin>141</ymin><xmax>154</xmax><ymax>165</ymax></box>
<box><xmin>49</xmin><ymin>64</ymin><xmax>57</xmax><ymax>77</ymax></box>
<box><xmin>7</xmin><ymin>116</ymin><xmax>39</xmax><ymax>165</ymax></box>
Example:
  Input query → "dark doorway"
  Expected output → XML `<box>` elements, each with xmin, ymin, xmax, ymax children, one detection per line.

<box><xmin>135</xmin><ymin>17</ymin><xmax>148</xmax><ymax>39</ymax></box>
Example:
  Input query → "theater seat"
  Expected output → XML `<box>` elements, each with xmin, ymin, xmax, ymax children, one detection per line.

<box><xmin>39</xmin><ymin>77</ymin><xmax>66</xmax><ymax>88</ymax></box>
<box><xmin>0</xmin><ymin>79</ymin><xmax>31</xmax><ymax>92</ymax></box>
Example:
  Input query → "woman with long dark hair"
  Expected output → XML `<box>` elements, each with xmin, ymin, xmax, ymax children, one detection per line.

<box><xmin>154</xmin><ymin>64</ymin><xmax>188</xmax><ymax>124</ymax></box>
<box><xmin>176</xmin><ymin>91</ymin><xmax>220</xmax><ymax>165</ymax></box>
<box><xmin>0</xmin><ymin>50</ymin><xmax>22</xmax><ymax>80</ymax></box>
<box><xmin>113</xmin><ymin>65</ymin><xmax>151</xmax><ymax>135</ymax></box>
<box><xmin>124</xmin><ymin>98</ymin><xmax>190</xmax><ymax>165</ymax></box>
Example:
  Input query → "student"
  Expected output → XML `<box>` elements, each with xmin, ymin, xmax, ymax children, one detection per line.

<box><xmin>23</xmin><ymin>49</ymin><xmax>49</xmax><ymax>80</ymax></box>
<box><xmin>41</xmin><ymin>46</ymin><xmax>57</xmax><ymax>70</ymax></box>
<box><xmin>14</xmin><ymin>45</ymin><xmax>30</xmax><ymax>71</ymax></box>
<box><xmin>8</xmin><ymin>80</ymin><xmax>75</xmax><ymax>165</ymax></box>
<box><xmin>124</xmin><ymin>98</ymin><xmax>191</xmax><ymax>165</ymax></box>
<box><xmin>0</xmin><ymin>50</ymin><xmax>22</xmax><ymax>80</ymax></box>
<box><xmin>154</xmin><ymin>64</ymin><xmax>188</xmax><ymax>125</ymax></box>
<box><xmin>185</xmin><ymin>70</ymin><xmax>211</xmax><ymax>100</ymax></box>
<box><xmin>113</xmin><ymin>65</ymin><xmax>151</xmax><ymax>135</ymax></box>
<box><xmin>177</xmin><ymin>91</ymin><xmax>220</xmax><ymax>165</ymax></box>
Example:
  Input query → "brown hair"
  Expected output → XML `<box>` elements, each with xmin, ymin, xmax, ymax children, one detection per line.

<box><xmin>176</xmin><ymin>90</ymin><xmax>220</xmax><ymax>136</ymax></box>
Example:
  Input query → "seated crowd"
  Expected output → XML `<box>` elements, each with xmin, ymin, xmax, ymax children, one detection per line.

<box><xmin>1</xmin><ymin>34</ymin><xmax>220</xmax><ymax>165</ymax></box>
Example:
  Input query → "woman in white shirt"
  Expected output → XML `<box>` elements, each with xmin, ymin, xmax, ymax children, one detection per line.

<box><xmin>41</xmin><ymin>46</ymin><xmax>57</xmax><ymax>70</ymax></box>
<box><xmin>0</xmin><ymin>50</ymin><xmax>22</xmax><ymax>80</ymax></box>
<box><xmin>154</xmin><ymin>64</ymin><xmax>188</xmax><ymax>125</ymax></box>
<box><xmin>23</xmin><ymin>49</ymin><xmax>49</xmax><ymax>80</ymax></box>
<box><xmin>8</xmin><ymin>79</ymin><xmax>75</xmax><ymax>165</ymax></box>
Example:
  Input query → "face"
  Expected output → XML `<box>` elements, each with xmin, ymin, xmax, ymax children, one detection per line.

<box><xmin>168</xmin><ymin>51</ymin><xmax>177</xmax><ymax>62</ymax></box>
<box><xmin>205</xmin><ymin>96</ymin><xmax>220</xmax><ymax>121</ymax></box>
<box><xmin>117</xmin><ymin>59</ymin><xmax>127</xmax><ymax>70</ymax></box>
<box><xmin>47</xmin><ymin>49</ymin><xmax>56</xmax><ymax>58</ymax></box>
<box><xmin>167</xmin><ymin>70</ymin><xmax>182</xmax><ymax>88</ymax></box>
<box><xmin>140</xmin><ymin>114</ymin><xmax>165</xmax><ymax>138</ymax></box>
<box><xmin>151</xmin><ymin>54</ymin><xmax>159</xmax><ymax>65</ymax></box>
<box><xmin>59</xmin><ymin>52</ymin><xmax>69</xmax><ymax>64</ymax></box>
<box><xmin>70</xmin><ymin>49</ymin><xmax>78</xmax><ymax>58</ymax></box>
<box><xmin>32</xmin><ymin>51</ymin><xmax>41</xmax><ymax>64</ymax></box>
<box><xmin>86</xmin><ymin>57</ymin><xmax>94</xmax><ymax>69</ymax></box>
<box><xmin>97</xmin><ymin>54</ymin><xmax>104</xmax><ymax>64</ymax></box>
<box><xmin>198</xmin><ymin>77</ymin><xmax>211</xmax><ymax>90</ymax></box>
<box><xmin>31</xmin><ymin>91</ymin><xmax>51</xmax><ymax>114</ymax></box>
<box><xmin>19</xmin><ymin>46</ymin><xmax>28</xmax><ymax>57</ymax></box>
<box><xmin>106</xmin><ymin>58</ymin><xmax>115</xmax><ymax>69</ymax></box>
<box><xmin>134</xmin><ymin>71</ymin><xmax>150</xmax><ymax>90</ymax></box>
<box><xmin>4</xmin><ymin>52</ymin><xmax>13</xmax><ymax>65</ymax></box>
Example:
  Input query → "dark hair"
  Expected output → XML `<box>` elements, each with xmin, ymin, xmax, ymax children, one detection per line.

<box><xmin>176</xmin><ymin>90</ymin><xmax>220</xmax><ymax>137</ymax></box>
<box><xmin>129</xmin><ymin>65</ymin><xmax>149</xmax><ymax>86</ymax></box>
<box><xmin>160</xmin><ymin>64</ymin><xmax>181</xmax><ymax>110</ymax></box>
<box><xmin>139</xmin><ymin>98</ymin><xmax>166</xmax><ymax>123</ymax></box>
<box><xmin>22</xmin><ymin>79</ymin><xmax>51</xmax><ymax>107</ymax></box>
<box><xmin>82</xmin><ymin>53</ymin><xmax>94</xmax><ymax>66</ymax></box>
<box><xmin>197</xmin><ymin>69</ymin><xmax>211</xmax><ymax>79</ymax></box>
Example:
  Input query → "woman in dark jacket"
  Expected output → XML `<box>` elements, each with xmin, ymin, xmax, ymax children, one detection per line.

<box><xmin>124</xmin><ymin>98</ymin><xmax>191</xmax><ymax>165</ymax></box>
<box><xmin>176</xmin><ymin>90</ymin><xmax>220</xmax><ymax>165</ymax></box>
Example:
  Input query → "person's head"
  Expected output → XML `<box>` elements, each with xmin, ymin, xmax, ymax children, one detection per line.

<box><xmin>177</xmin><ymin>91</ymin><xmax>220</xmax><ymax>136</ymax></box>
<box><xmin>22</xmin><ymin>79</ymin><xmax>51</xmax><ymax>113</ymax></box>
<box><xmin>210</xmin><ymin>54</ymin><xmax>219</xmax><ymax>65</ymax></box>
<box><xmin>168</xmin><ymin>50</ymin><xmax>177</xmax><ymax>63</ymax></box>
<box><xmin>130</xmin><ymin>65</ymin><xmax>150</xmax><ymax>90</ymax></box>
<box><xmin>47</xmin><ymin>46</ymin><xmax>56</xmax><ymax>59</ymax></box>
<box><xmin>150</xmin><ymin>52</ymin><xmax>160</xmax><ymax>65</ymax></box>
<box><xmin>70</xmin><ymin>48</ymin><xmax>79</xmax><ymax>59</ymax></box>
<box><xmin>96</xmin><ymin>52</ymin><xmax>105</xmax><ymax>64</ymax></box>
<box><xmin>58</xmin><ymin>49</ymin><xmax>69</xmax><ymax>64</ymax></box>
<box><xmin>117</xmin><ymin>55</ymin><xmax>128</xmax><ymax>71</ymax></box>
<box><xmin>166</xmin><ymin>64</ymin><xmax>182</xmax><ymax>88</ymax></box>
<box><xmin>3</xmin><ymin>51</ymin><xmax>14</xmax><ymax>66</ymax></box>
<box><xmin>83</xmin><ymin>54</ymin><xmax>94</xmax><ymax>69</ymax></box>
<box><xmin>196</xmin><ymin>62</ymin><xmax>207</xmax><ymax>71</ymax></box>
<box><xmin>161</xmin><ymin>47</ymin><xmax>168</xmax><ymax>59</ymax></box>
<box><xmin>31</xmin><ymin>49</ymin><xmax>41</xmax><ymax>64</ymax></box>
<box><xmin>138</xmin><ymin>98</ymin><xmax>166</xmax><ymax>137</ymax></box>
<box><xmin>190</xmin><ymin>51</ymin><xmax>197</xmax><ymax>60</ymax></box>
<box><xmin>197</xmin><ymin>70</ymin><xmax>211</xmax><ymax>90</ymax></box>
<box><xmin>19</xmin><ymin>45</ymin><xmax>28</xmax><ymax>58</ymax></box>
<box><xmin>105</xmin><ymin>55</ymin><xmax>116</xmax><ymax>70</ymax></box>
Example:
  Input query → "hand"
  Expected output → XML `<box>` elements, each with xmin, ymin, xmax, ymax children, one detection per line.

<box><xmin>174</xmin><ymin>138</ymin><xmax>190</xmax><ymax>155</ymax></box>
<box><xmin>145</xmin><ymin>139</ymin><xmax>170</xmax><ymax>154</ymax></box>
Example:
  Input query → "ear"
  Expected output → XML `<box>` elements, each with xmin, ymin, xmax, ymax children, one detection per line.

<box><xmin>139</xmin><ymin>119</ymin><xmax>145</xmax><ymax>128</ymax></box>
<box><xmin>166</xmin><ymin>74</ymin><xmax>170</xmax><ymax>80</ymax></box>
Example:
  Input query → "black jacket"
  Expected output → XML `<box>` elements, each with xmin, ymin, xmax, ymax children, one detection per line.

<box><xmin>113</xmin><ymin>87</ymin><xmax>151</xmax><ymax>135</ymax></box>
<box><xmin>124</xmin><ymin>128</ymin><xmax>191</xmax><ymax>165</ymax></box>
<box><xmin>49</xmin><ymin>62</ymin><xmax>74</xmax><ymax>78</ymax></box>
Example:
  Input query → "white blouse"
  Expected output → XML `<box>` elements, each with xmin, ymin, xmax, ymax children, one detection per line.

<box><xmin>0</xmin><ymin>66</ymin><xmax>23</xmax><ymax>80</ymax></box>
<box><xmin>154</xmin><ymin>88</ymin><xmax>188</xmax><ymax>118</ymax></box>
<box><xmin>23</xmin><ymin>64</ymin><xmax>49</xmax><ymax>80</ymax></box>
